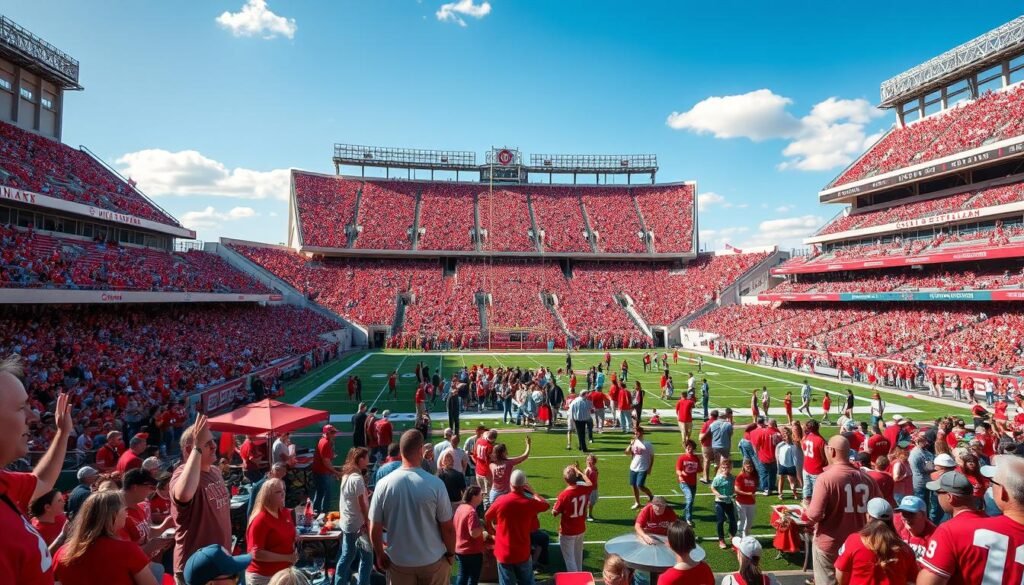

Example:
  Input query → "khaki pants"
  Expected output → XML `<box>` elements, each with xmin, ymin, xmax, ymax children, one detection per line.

<box><xmin>678</xmin><ymin>421</ymin><xmax>692</xmax><ymax>443</ymax></box>
<box><xmin>812</xmin><ymin>544</ymin><xmax>837</xmax><ymax>585</ymax></box>
<box><xmin>387</xmin><ymin>557</ymin><xmax>451</xmax><ymax>585</ymax></box>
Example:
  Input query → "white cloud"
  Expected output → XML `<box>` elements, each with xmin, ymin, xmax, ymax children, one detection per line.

<box><xmin>181</xmin><ymin>206</ymin><xmax>258</xmax><ymax>231</ymax></box>
<box><xmin>740</xmin><ymin>214</ymin><xmax>825</xmax><ymax>250</ymax></box>
<box><xmin>436</xmin><ymin>0</ymin><xmax>491</xmax><ymax>26</ymax></box>
<box><xmin>116</xmin><ymin>149</ymin><xmax>290</xmax><ymax>201</ymax></box>
<box><xmin>697</xmin><ymin>192</ymin><xmax>725</xmax><ymax>211</ymax></box>
<box><xmin>775</xmin><ymin>204</ymin><xmax>793</xmax><ymax>213</ymax></box>
<box><xmin>699</xmin><ymin>226</ymin><xmax>749</xmax><ymax>251</ymax></box>
<box><xmin>667</xmin><ymin>89</ymin><xmax>801</xmax><ymax>141</ymax></box>
<box><xmin>667</xmin><ymin>90</ymin><xmax>885</xmax><ymax>171</ymax></box>
<box><xmin>216</xmin><ymin>0</ymin><xmax>297</xmax><ymax>39</ymax></box>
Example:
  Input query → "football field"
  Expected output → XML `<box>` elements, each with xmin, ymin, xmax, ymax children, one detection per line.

<box><xmin>280</xmin><ymin>349</ymin><xmax>963</xmax><ymax>575</ymax></box>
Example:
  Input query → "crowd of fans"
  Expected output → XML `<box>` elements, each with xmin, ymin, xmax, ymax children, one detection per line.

<box><xmin>834</xmin><ymin>85</ymin><xmax>1024</xmax><ymax>185</ymax></box>
<box><xmin>771</xmin><ymin>263</ymin><xmax>1024</xmax><ymax>294</ymax></box>
<box><xmin>293</xmin><ymin>173</ymin><xmax>360</xmax><ymax>248</ymax></box>
<box><xmin>1</xmin><ymin>224</ymin><xmax>272</xmax><ymax>293</ymax></box>
<box><xmin>634</xmin><ymin>184</ymin><xmax>695</xmax><ymax>253</ymax></box>
<box><xmin>581</xmin><ymin>189</ymin><xmax>647</xmax><ymax>253</ymax></box>
<box><xmin>0</xmin><ymin>121</ymin><xmax>179</xmax><ymax>226</ymax></box>
<box><xmin>353</xmin><ymin>181</ymin><xmax>418</xmax><ymax>250</ymax></box>
<box><xmin>417</xmin><ymin>184</ymin><xmax>479</xmax><ymax>251</ymax></box>
<box><xmin>479</xmin><ymin>190</ymin><xmax>535</xmax><ymax>252</ymax></box>
<box><xmin>529</xmin><ymin>187</ymin><xmax>591</xmax><ymax>252</ymax></box>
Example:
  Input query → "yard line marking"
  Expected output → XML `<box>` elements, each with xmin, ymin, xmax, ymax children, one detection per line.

<box><xmin>294</xmin><ymin>354</ymin><xmax>373</xmax><ymax>407</ymax></box>
<box><xmin>370</xmin><ymin>355</ymin><xmax>410</xmax><ymax>411</ymax></box>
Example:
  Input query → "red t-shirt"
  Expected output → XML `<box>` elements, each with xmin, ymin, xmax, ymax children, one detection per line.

<box><xmin>553</xmin><ymin>484</ymin><xmax>594</xmax><ymax>536</ymax></box>
<box><xmin>866</xmin><ymin>434</ymin><xmax>891</xmax><ymax>465</ymax></box>
<box><xmin>617</xmin><ymin>389</ymin><xmax>633</xmax><ymax>410</ymax></box>
<box><xmin>675</xmin><ymin>454</ymin><xmax>700</xmax><ymax>487</ymax></box>
<box><xmin>784</xmin><ymin>397</ymin><xmax>793</xmax><ymax>413</ymax></box>
<box><xmin>376</xmin><ymin>420</ymin><xmax>393</xmax><ymax>448</ymax></box>
<box><xmin>752</xmin><ymin>427</ymin><xmax>779</xmax><ymax>463</ymax></box>
<box><xmin>735</xmin><ymin>472</ymin><xmax>758</xmax><ymax>505</ymax></box>
<box><xmin>0</xmin><ymin>471</ymin><xmax>53</xmax><ymax>585</ymax></box>
<box><xmin>454</xmin><ymin>503</ymin><xmax>484</xmax><ymax>555</ymax></box>
<box><xmin>485</xmin><ymin>493</ymin><xmax>550</xmax><ymax>564</ymax></box>
<box><xmin>699</xmin><ymin>419</ymin><xmax>715</xmax><ymax>447</ymax></box>
<box><xmin>675</xmin><ymin>399</ymin><xmax>695</xmax><ymax>423</ymax></box>
<box><xmin>313</xmin><ymin>436</ymin><xmax>334</xmax><ymax>474</ymax></box>
<box><xmin>415</xmin><ymin>387</ymin><xmax>425</xmax><ymax>405</ymax></box>
<box><xmin>918</xmin><ymin>510</ymin><xmax>1019</xmax><ymax>585</ymax></box>
<box><xmin>802</xmin><ymin>433</ymin><xmax>828</xmax><ymax>475</ymax></box>
<box><xmin>30</xmin><ymin>514</ymin><xmax>66</xmax><ymax>547</ymax></box>
<box><xmin>53</xmin><ymin>536</ymin><xmax>149</xmax><ymax>585</ymax></box>
<box><xmin>867</xmin><ymin>470</ymin><xmax>894</xmax><ymax>504</ymax></box>
<box><xmin>474</xmin><ymin>438</ymin><xmax>493</xmax><ymax>477</ymax></box>
<box><xmin>656</xmin><ymin>563</ymin><xmax>715</xmax><ymax>585</ymax></box>
<box><xmin>635</xmin><ymin>504</ymin><xmax>677</xmax><ymax>536</ymax></box>
<box><xmin>246</xmin><ymin>509</ymin><xmax>296</xmax><ymax>577</ymax></box>
<box><xmin>585</xmin><ymin>466</ymin><xmax>598</xmax><ymax>490</ymax></box>
<box><xmin>95</xmin><ymin>444</ymin><xmax>118</xmax><ymax>471</ymax></box>
<box><xmin>835</xmin><ymin>532</ymin><xmax>917</xmax><ymax>585</ymax></box>
<box><xmin>590</xmin><ymin>392</ymin><xmax>607</xmax><ymax>409</ymax></box>
<box><xmin>822</xmin><ymin>395</ymin><xmax>831</xmax><ymax>411</ymax></box>
<box><xmin>119</xmin><ymin>504</ymin><xmax>150</xmax><ymax>545</ymax></box>
<box><xmin>149</xmin><ymin>494</ymin><xmax>170</xmax><ymax>524</ymax></box>
<box><xmin>893</xmin><ymin>513</ymin><xmax>935</xmax><ymax>560</ymax></box>
<box><xmin>115</xmin><ymin>450</ymin><xmax>143</xmax><ymax>473</ymax></box>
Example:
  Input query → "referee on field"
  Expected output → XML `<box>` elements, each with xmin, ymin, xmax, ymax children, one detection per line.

<box><xmin>569</xmin><ymin>389</ymin><xmax>594</xmax><ymax>452</ymax></box>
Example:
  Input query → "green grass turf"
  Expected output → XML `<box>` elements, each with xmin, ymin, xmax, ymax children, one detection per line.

<box><xmin>278</xmin><ymin>349</ymin><xmax>967</xmax><ymax>575</ymax></box>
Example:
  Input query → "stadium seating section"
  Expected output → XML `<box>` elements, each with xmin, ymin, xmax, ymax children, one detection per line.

<box><xmin>2</xmin><ymin>303</ymin><xmax>339</xmax><ymax>451</ymax></box>
<box><xmin>290</xmin><ymin>176</ymin><xmax>696</xmax><ymax>254</ymax></box>
<box><xmin>0</xmin><ymin>121</ymin><xmax>179</xmax><ymax>226</ymax></box>
<box><xmin>231</xmin><ymin>243</ymin><xmax>768</xmax><ymax>348</ymax></box>
<box><xmin>1</xmin><ymin>224</ymin><xmax>272</xmax><ymax>293</ymax></box>
<box><xmin>833</xmin><ymin>85</ymin><xmax>1024</xmax><ymax>186</ymax></box>
<box><xmin>771</xmin><ymin>263</ymin><xmax>1024</xmax><ymax>294</ymax></box>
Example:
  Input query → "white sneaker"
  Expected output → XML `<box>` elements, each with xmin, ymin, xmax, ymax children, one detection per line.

<box><xmin>587</xmin><ymin>516</ymin><xmax>595</xmax><ymax>522</ymax></box>
<box><xmin>631</xmin><ymin>503</ymin><xmax>641</xmax><ymax>510</ymax></box>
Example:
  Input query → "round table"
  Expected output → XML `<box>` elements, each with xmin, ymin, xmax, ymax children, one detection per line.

<box><xmin>604</xmin><ymin>534</ymin><xmax>677</xmax><ymax>574</ymax></box>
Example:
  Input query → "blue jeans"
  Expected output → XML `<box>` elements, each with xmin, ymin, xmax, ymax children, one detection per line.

<box><xmin>679</xmin><ymin>483</ymin><xmax>695</xmax><ymax>522</ymax></box>
<box><xmin>312</xmin><ymin>473</ymin><xmax>332</xmax><ymax>513</ymax></box>
<box><xmin>761</xmin><ymin>462</ymin><xmax>778</xmax><ymax>494</ymax></box>
<box><xmin>702</xmin><ymin>398</ymin><xmax>709</xmax><ymax>419</ymax></box>
<box><xmin>803</xmin><ymin>471</ymin><xmax>818</xmax><ymax>500</ymax></box>
<box><xmin>503</xmin><ymin>398</ymin><xmax>513</xmax><ymax>423</ymax></box>
<box><xmin>335</xmin><ymin>531</ymin><xmax>373</xmax><ymax>585</ymax></box>
<box><xmin>498</xmin><ymin>560</ymin><xmax>534</xmax><ymax>585</ymax></box>
<box><xmin>619</xmin><ymin>409</ymin><xmax>632</xmax><ymax>432</ymax></box>
<box><xmin>738</xmin><ymin>440</ymin><xmax>758</xmax><ymax>468</ymax></box>
<box><xmin>714</xmin><ymin>501</ymin><xmax>737</xmax><ymax>541</ymax></box>
<box><xmin>457</xmin><ymin>553</ymin><xmax>483</xmax><ymax>585</ymax></box>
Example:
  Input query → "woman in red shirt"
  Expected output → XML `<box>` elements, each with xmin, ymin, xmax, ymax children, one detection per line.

<box><xmin>835</xmin><ymin>498</ymin><xmax>917</xmax><ymax>585</ymax></box>
<box><xmin>53</xmin><ymin>491</ymin><xmax>155</xmax><ymax>585</ymax></box>
<box><xmin>245</xmin><ymin>478</ymin><xmax>297</xmax><ymax>585</ymax></box>
<box><xmin>29</xmin><ymin>489</ymin><xmax>67</xmax><ymax>546</ymax></box>
<box><xmin>821</xmin><ymin>394</ymin><xmax>832</xmax><ymax>424</ymax></box>
<box><xmin>657</xmin><ymin>521</ymin><xmax>714</xmax><ymax>585</ymax></box>
<box><xmin>454</xmin><ymin>486</ymin><xmax>486</xmax><ymax>585</ymax></box>
<box><xmin>734</xmin><ymin>458</ymin><xmax>759</xmax><ymax>538</ymax></box>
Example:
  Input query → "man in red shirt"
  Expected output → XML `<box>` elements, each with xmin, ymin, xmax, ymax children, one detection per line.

<box><xmin>615</xmin><ymin>384</ymin><xmax>633</xmax><ymax>433</ymax></box>
<box><xmin>917</xmin><ymin>470</ymin><xmax>994</xmax><ymax>585</ymax></box>
<box><xmin>240</xmin><ymin>435</ymin><xmax>268</xmax><ymax>483</ymax></box>
<box><xmin>800</xmin><ymin>420</ymin><xmax>827</xmax><ymax>501</ymax></box>
<box><xmin>388</xmin><ymin>370</ymin><xmax>398</xmax><ymax>399</ymax></box>
<box><xmin>698</xmin><ymin>411</ymin><xmax>718</xmax><ymax>483</ymax></box>
<box><xmin>863</xmin><ymin>454</ymin><xmax>895</xmax><ymax>505</ymax></box>
<box><xmin>589</xmin><ymin>389</ymin><xmax>607</xmax><ymax>433</ymax></box>
<box><xmin>485</xmin><ymin>470</ymin><xmax>550</xmax><ymax>583</ymax></box>
<box><xmin>375</xmin><ymin>411</ymin><xmax>394</xmax><ymax>463</ymax></box>
<box><xmin>0</xmin><ymin>356</ymin><xmax>73</xmax><ymax>585</ymax></box>
<box><xmin>751</xmin><ymin>420</ymin><xmax>780</xmax><ymax>495</ymax></box>
<box><xmin>415</xmin><ymin>384</ymin><xmax>427</xmax><ymax>420</ymax></box>
<box><xmin>311</xmin><ymin>425</ymin><xmax>340</xmax><ymax>513</ymax></box>
<box><xmin>893</xmin><ymin>495</ymin><xmax>935</xmax><ymax>561</ymax></box>
<box><xmin>552</xmin><ymin>464</ymin><xmax>594</xmax><ymax>572</ymax></box>
<box><xmin>474</xmin><ymin>430</ymin><xmax>496</xmax><ymax>499</ymax></box>
<box><xmin>634</xmin><ymin>496</ymin><xmax>678</xmax><ymax>544</ymax></box>
<box><xmin>94</xmin><ymin>430</ymin><xmax>123</xmax><ymax>473</ymax></box>
<box><xmin>865</xmin><ymin>423</ymin><xmax>891</xmax><ymax>465</ymax></box>
<box><xmin>806</xmin><ymin>435</ymin><xmax>880</xmax><ymax>585</ymax></box>
<box><xmin>116</xmin><ymin>434</ymin><xmax>147</xmax><ymax>473</ymax></box>
<box><xmin>675</xmin><ymin>395</ymin><xmax>695</xmax><ymax>443</ymax></box>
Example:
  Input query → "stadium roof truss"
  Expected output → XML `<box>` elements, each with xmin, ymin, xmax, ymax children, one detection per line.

<box><xmin>0</xmin><ymin>16</ymin><xmax>81</xmax><ymax>90</ymax></box>
<box><xmin>880</xmin><ymin>15</ymin><xmax>1024</xmax><ymax>108</ymax></box>
<box><xmin>333</xmin><ymin>144</ymin><xmax>477</xmax><ymax>172</ymax></box>
<box><xmin>528</xmin><ymin>153</ymin><xmax>658</xmax><ymax>174</ymax></box>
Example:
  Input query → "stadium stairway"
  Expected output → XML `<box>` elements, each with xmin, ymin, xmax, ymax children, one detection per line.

<box><xmin>410</xmin><ymin>186</ymin><xmax>423</xmax><ymax>250</ymax></box>
<box><xmin>578</xmin><ymin>194</ymin><xmax>600</xmax><ymax>253</ymax></box>
<box><xmin>347</xmin><ymin>182</ymin><xmax>364</xmax><ymax>248</ymax></box>
<box><xmin>545</xmin><ymin>293</ymin><xmax>572</xmax><ymax>337</ymax></box>
<box><xmin>615</xmin><ymin>292</ymin><xmax>653</xmax><ymax>337</ymax></box>
<box><xmin>525</xmin><ymin>192</ymin><xmax>545</xmax><ymax>254</ymax></box>
<box><xmin>473</xmin><ymin>190</ymin><xmax>483</xmax><ymax>252</ymax></box>
<box><xmin>629</xmin><ymin>189</ymin><xmax>656</xmax><ymax>254</ymax></box>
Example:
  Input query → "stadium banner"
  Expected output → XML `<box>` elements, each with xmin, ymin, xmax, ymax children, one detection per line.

<box><xmin>805</xmin><ymin>200</ymin><xmax>1024</xmax><ymax>245</ymax></box>
<box><xmin>818</xmin><ymin>134</ymin><xmax>1024</xmax><ymax>203</ymax></box>
<box><xmin>771</xmin><ymin>242</ymin><xmax>1024</xmax><ymax>275</ymax></box>
<box><xmin>0</xmin><ymin>289</ymin><xmax>276</xmax><ymax>304</ymax></box>
<box><xmin>757</xmin><ymin>290</ymin><xmax>1024</xmax><ymax>302</ymax></box>
<box><xmin>200</xmin><ymin>378</ymin><xmax>247</xmax><ymax>414</ymax></box>
<box><xmin>0</xmin><ymin>185</ymin><xmax>196</xmax><ymax>238</ymax></box>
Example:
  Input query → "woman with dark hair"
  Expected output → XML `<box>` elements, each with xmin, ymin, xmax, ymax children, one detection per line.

<box><xmin>835</xmin><ymin>497</ymin><xmax>918</xmax><ymax>585</ymax></box>
<box><xmin>53</xmin><ymin>491</ymin><xmax>156</xmax><ymax>585</ymax></box>
<box><xmin>335</xmin><ymin>447</ymin><xmax>372</xmax><ymax>585</ymax></box>
<box><xmin>454</xmin><ymin>486</ymin><xmax>486</xmax><ymax>585</ymax></box>
<box><xmin>720</xmin><ymin>535</ymin><xmax>780</xmax><ymax>585</ymax></box>
<box><xmin>488</xmin><ymin>437</ymin><xmax>531</xmax><ymax>503</ymax></box>
<box><xmin>656</xmin><ymin>520</ymin><xmax>713</xmax><ymax>585</ymax></box>
<box><xmin>29</xmin><ymin>489</ymin><xmax>67</xmax><ymax>546</ymax></box>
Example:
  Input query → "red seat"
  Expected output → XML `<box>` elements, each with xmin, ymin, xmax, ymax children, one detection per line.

<box><xmin>554</xmin><ymin>572</ymin><xmax>595</xmax><ymax>585</ymax></box>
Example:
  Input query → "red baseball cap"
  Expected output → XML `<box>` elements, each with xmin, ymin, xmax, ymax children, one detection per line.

<box><xmin>323</xmin><ymin>425</ymin><xmax>337</xmax><ymax>434</ymax></box>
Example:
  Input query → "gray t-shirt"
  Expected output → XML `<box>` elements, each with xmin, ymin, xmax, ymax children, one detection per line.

<box><xmin>339</xmin><ymin>472</ymin><xmax>368</xmax><ymax>533</ymax></box>
<box><xmin>368</xmin><ymin>466</ymin><xmax>453</xmax><ymax>567</ymax></box>
<box><xmin>909</xmin><ymin>447</ymin><xmax>935</xmax><ymax>489</ymax></box>
<box><xmin>709</xmin><ymin>420</ymin><xmax>734</xmax><ymax>450</ymax></box>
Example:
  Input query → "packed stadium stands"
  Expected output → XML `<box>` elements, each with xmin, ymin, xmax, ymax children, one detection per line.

<box><xmin>832</xmin><ymin>85</ymin><xmax>1024</xmax><ymax>186</ymax></box>
<box><xmin>581</xmin><ymin>189</ymin><xmax>647</xmax><ymax>253</ymax></box>
<box><xmin>293</xmin><ymin>172</ymin><xmax>360</xmax><ymax>248</ymax></box>
<box><xmin>634</xmin><ymin>184</ymin><xmax>696</xmax><ymax>253</ymax></box>
<box><xmin>417</xmin><ymin>183</ymin><xmax>478</xmax><ymax>251</ymax></box>
<box><xmin>479</xmin><ymin>189</ymin><xmax>535</xmax><ymax>252</ymax></box>
<box><xmin>0</xmin><ymin>121</ymin><xmax>180</xmax><ymax>226</ymax></box>
<box><xmin>354</xmin><ymin>181</ymin><xmax>418</xmax><ymax>250</ymax></box>
<box><xmin>530</xmin><ymin>187</ymin><xmax>591</xmax><ymax>252</ymax></box>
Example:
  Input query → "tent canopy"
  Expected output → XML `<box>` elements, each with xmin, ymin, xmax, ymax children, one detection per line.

<box><xmin>207</xmin><ymin>399</ymin><xmax>329</xmax><ymax>436</ymax></box>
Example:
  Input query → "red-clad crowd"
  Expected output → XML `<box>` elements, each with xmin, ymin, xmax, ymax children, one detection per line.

<box><xmin>354</xmin><ymin>181</ymin><xmax>419</xmax><ymax>250</ymax></box>
<box><xmin>581</xmin><ymin>189</ymin><xmax>647</xmax><ymax>253</ymax></box>
<box><xmin>293</xmin><ymin>172</ymin><xmax>360</xmax><ymax>248</ymax></box>
<box><xmin>530</xmin><ymin>187</ymin><xmax>591</xmax><ymax>252</ymax></box>
<box><xmin>478</xmin><ymin>189</ymin><xmax>535</xmax><ymax>252</ymax></box>
<box><xmin>771</xmin><ymin>262</ymin><xmax>1024</xmax><ymax>294</ymax></box>
<box><xmin>0</xmin><ymin>121</ymin><xmax>179</xmax><ymax>226</ymax></box>
<box><xmin>417</xmin><ymin>183</ymin><xmax>479</xmax><ymax>251</ymax></box>
<box><xmin>634</xmin><ymin>184</ymin><xmax>695</xmax><ymax>253</ymax></box>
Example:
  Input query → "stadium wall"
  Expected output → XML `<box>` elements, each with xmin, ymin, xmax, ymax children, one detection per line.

<box><xmin>0</xmin><ymin>55</ymin><xmax>63</xmax><ymax>140</ymax></box>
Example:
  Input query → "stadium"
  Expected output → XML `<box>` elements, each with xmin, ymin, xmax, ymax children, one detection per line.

<box><xmin>2</xmin><ymin>5</ymin><xmax>1024</xmax><ymax>585</ymax></box>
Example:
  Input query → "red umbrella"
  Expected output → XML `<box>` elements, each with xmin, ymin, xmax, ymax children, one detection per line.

<box><xmin>207</xmin><ymin>399</ymin><xmax>329</xmax><ymax>436</ymax></box>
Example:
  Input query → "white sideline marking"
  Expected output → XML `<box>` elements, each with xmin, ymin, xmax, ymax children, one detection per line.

<box><xmin>294</xmin><ymin>354</ymin><xmax>372</xmax><ymax>407</ymax></box>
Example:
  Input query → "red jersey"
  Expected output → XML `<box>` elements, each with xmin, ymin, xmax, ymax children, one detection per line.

<box><xmin>553</xmin><ymin>484</ymin><xmax>594</xmax><ymax>536</ymax></box>
<box><xmin>801</xmin><ymin>432</ymin><xmax>828</xmax><ymax>475</ymax></box>
<box><xmin>822</xmin><ymin>395</ymin><xmax>831</xmax><ymax>411</ymax></box>
<box><xmin>752</xmin><ymin>427</ymin><xmax>779</xmax><ymax>464</ymax></box>
<box><xmin>699</xmin><ymin>419</ymin><xmax>715</xmax><ymax>447</ymax></box>
<box><xmin>995</xmin><ymin>401</ymin><xmax>1009</xmax><ymax>421</ymax></box>
<box><xmin>735</xmin><ymin>471</ymin><xmax>758</xmax><ymax>505</ymax></box>
<box><xmin>95</xmin><ymin>444</ymin><xmax>118</xmax><ymax>471</ymax></box>
<box><xmin>866</xmin><ymin>470</ymin><xmax>894</xmax><ymax>504</ymax></box>
<box><xmin>415</xmin><ymin>387</ymin><xmax>425</xmax><ymax>405</ymax></box>
<box><xmin>484</xmin><ymin>493</ymin><xmax>550</xmax><ymax>564</ymax></box>
<box><xmin>635</xmin><ymin>504</ymin><xmax>677</xmax><ymax>536</ymax></box>
<box><xmin>675</xmin><ymin>453</ymin><xmax>700</xmax><ymax>487</ymax></box>
<box><xmin>115</xmin><ymin>450</ymin><xmax>143</xmax><ymax>473</ymax></box>
<box><xmin>806</xmin><ymin>463</ymin><xmax>880</xmax><ymax>555</ymax></box>
<box><xmin>589</xmin><ymin>392</ymin><xmax>607</xmax><ymax>410</ymax></box>
<box><xmin>246</xmin><ymin>508</ymin><xmax>297</xmax><ymax>577</ymax></box>
<box><xmin>53</xmin><ymin>536</ymin><xmax>149</xmax><ymax>585</ymax></box>
<box><xmin>30</xmin><ymin>515</ymin><xmax>66</xmax><ymax>547</ymax></box>
<box><xmin>312</xmin><ymin>436</ymin><xmax>334</xmax><ymax>475</ymax></box>
<box><xmin>616</xmin><ymin>389</ymin><xmax>632</xmax><ymax>410</ymax></box>
<box><xmin>474</xmin><ymin>438</ymin><xmax>493</xmax><ymax>477</ymax></box>
<box><xmin>893</xmin><ymin>513</ymin><xmax>935</xmax><ymax>560</ymax></box>
<box><xmin>656</xmin><ymin>564</ymin><xmax>715</xmax><ymax>585</ymax></box>
<box><xmin>0</xmin><ymin>471</ymin><xmax>53</xmax><ymax>585</ymax></box>
<box><xmin>917</xmin><ymin>510</ymin><xmax>1024</xmax><ymax>585</ymax></box>
<box><xmin>585</xmin><ymin>466</ymin><xmax>598</xmax><ymax>490</ymax></box>
<box><xmin>784</xmin><ymin>397</ymin><xmax>793</xmax><ymax>414</ymax></box>
<box><xmin>675</xmin><ymin>398</ymin><xmax>695</xmax><ymax>423</ymax></box>
<box><xmin>149</xmin><ymin>494</ymin><xmax>170</xmax><ymax>524</ymax></box>
<box><xmin>971</xmin><ymin>404</ymin><xmax>988</xmax><ymax>418</ymax></box>
<box><xmin>835</xmin><ymin>532</ymin><xmax>917</xmax><ymax>585</ymax></box>
<box><xmin>376</xmin><ymin>419</ymin><xmax>393</xmax><ymax>448</ymax></box>
<box><xmin>866</xmin><ymin>434</ymin><xmax>891</xmax><ymax>465</ymax></box>
<box><xmin>119</xmin><ymin>504</ymin><xmax>150</xmax><ymax>545</ymax></box>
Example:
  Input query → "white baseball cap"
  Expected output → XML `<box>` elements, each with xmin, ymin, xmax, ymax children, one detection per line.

<box><xmin>934</xmin><ymin>454</ymin><xmax>957</xmax><ymax>468</ymax></box>
<box><xmin>731</xmin><ymin>536</ymin><xmax>762</xmax><ymax>559</ymax></box>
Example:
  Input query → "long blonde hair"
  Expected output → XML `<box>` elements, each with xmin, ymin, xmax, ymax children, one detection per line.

<box><xmin>59</xmin><ymin>491</ymin><xmax>125</xmax><ymax>566</ymax></box>
<box><xmin>268</xmin><ymin>567</ymin><xmax>312</xmax><ymax>585</ymax></box>
<box><xmin>249</xmin><ymin>478</ymin><xmax>286</xmax><ymax>527</ymax></box>
<box><xmin>859</xmin><ymin>518</ymin><xmax>906</xmax><ymax>570</ymax></box>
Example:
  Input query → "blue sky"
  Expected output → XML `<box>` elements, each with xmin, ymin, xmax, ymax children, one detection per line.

<box><xmin>9</xmin><ymin>2</ymin><xmax>1024</xmax><ymax>249</ymax></box>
